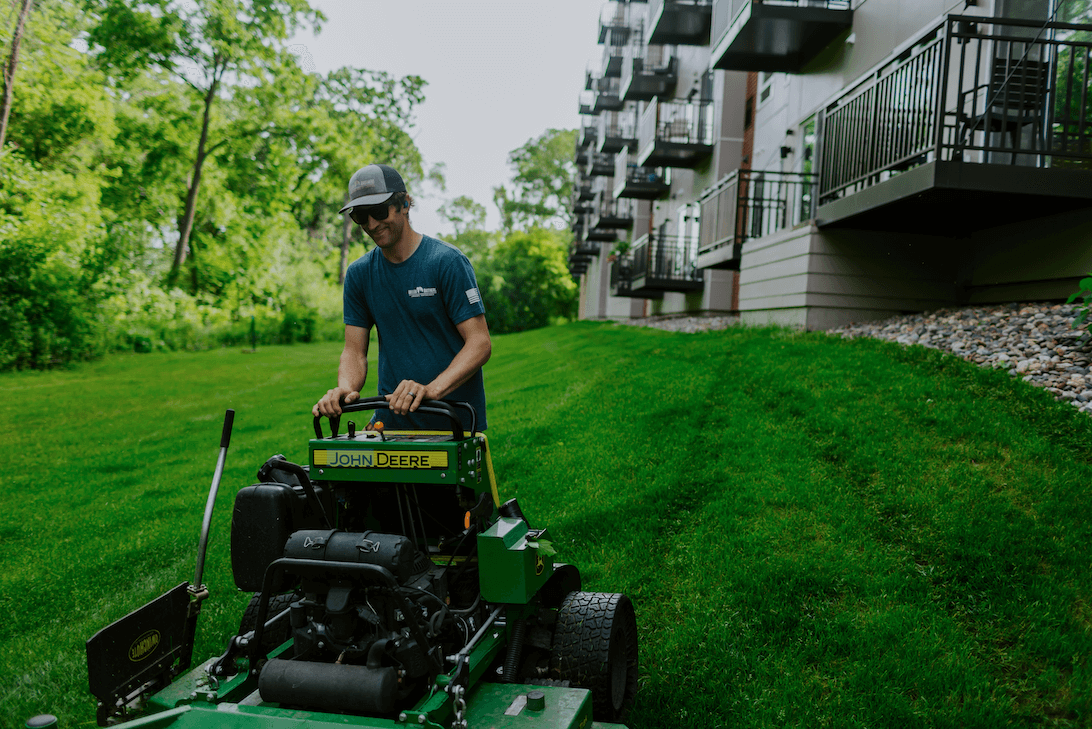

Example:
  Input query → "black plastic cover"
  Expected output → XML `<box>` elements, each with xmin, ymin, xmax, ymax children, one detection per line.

<box><xmin>231</xmin><ymin>483</ymin><xmax>329</xmax><ymax>592</ymax></box>
<box><xmin>284</xmin><ymin>530</ymin><xmax>427</xmax><ymax>584</ymax></box>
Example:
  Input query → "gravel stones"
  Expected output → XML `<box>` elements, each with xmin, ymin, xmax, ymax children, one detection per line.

<box><xmin>834</xmin><ymin>302</ymin><xmax>1092</xmax><ymax>415</ymax></box>
<box><xmin>617</xmin><ymin>314</ymin><xmax>739</xmax><ymax>334</ymax></box>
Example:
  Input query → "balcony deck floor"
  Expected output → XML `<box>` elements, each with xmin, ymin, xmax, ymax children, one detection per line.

<box><xmin>816</xmin><ymin>161</ymin><xmax>1092</xmax><ymax>236</ymax></box>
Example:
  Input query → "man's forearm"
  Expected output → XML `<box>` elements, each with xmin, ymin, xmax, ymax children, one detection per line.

<box><xmin>427</xmin><ymin>337</ymin><xmax>490</xmax><ymax>400</ymax></box>
<box><xmin>338</xmin><ymin>349</ymin><xmax>368</xmax><ymax>393</ymax></box>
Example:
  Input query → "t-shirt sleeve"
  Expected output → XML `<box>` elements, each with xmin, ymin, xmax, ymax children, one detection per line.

<box><xmin>343</xmin><ymin>263</ymin><xmax>374</xmax><ymax>329</ymax></box>
<box><xmin>441</xmin><ymin>249</ymin><xmax>486</xmax><ymax>325</ymax></box>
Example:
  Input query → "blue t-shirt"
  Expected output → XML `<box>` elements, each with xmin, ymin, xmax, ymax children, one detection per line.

<box><xmin>344</xmin><ymin>235</ymin><xmax>487</xmax><ymax>432</ymax></box>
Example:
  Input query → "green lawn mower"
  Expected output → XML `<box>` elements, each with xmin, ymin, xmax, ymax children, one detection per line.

<box><xmin>79</xmin><ymin>399</ymin><xmax>639</xmax><ymax>729</ymax></box>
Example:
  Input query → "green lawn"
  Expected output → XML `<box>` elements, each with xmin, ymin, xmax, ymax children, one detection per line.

<box><xmin>2</xmin><ymin>322</ymin><xmax>1091</xmax><ymax>728</ymax></box>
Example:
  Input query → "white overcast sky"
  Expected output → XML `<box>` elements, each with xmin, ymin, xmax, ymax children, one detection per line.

<box><xmin>290</xmin><ymin>1</ymin><xmax>603</xmax><ymax>238</ymax></box>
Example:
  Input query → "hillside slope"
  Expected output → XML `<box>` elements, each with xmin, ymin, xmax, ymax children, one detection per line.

<box><xmin>1</xmin><ymin>322</ymin><xmax>1090</xmax><ymax>727</ymax></box>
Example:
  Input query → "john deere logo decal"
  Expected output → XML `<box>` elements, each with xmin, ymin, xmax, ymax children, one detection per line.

<box><xmin>129</xmin><ymin>629</ymin><xmax>160</xmax><ymax>662</ymax></box>
<box><xmin>313</xmin><ymin>449</ymin><xmax>448</xmax><ymax>469</ymax></box>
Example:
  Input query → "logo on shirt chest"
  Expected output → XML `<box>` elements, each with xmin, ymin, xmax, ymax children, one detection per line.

<box><xmin>407</xmin><ymin>286</ymin><xmax>438</xmax><ymax>298</ymax></box>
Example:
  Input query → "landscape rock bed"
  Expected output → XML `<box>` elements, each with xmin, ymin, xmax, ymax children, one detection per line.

<box><xmin>834</xmin><ymin>303</ymin><xmax>1092</xmax><ymax>415</ymax></box>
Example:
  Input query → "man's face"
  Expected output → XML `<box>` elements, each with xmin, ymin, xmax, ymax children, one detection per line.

<box><xmin>358</xmin><ymin>198</ymin><xmax>405</xmax><ymax>249</ymax></box>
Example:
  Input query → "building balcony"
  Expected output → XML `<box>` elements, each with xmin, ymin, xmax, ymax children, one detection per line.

<box><xmin>590</xmin><ymin>74</ymin><xmax>624</xmax><ymax>113</ymax></box>
<box><xmin>696</xmin><ymin>169</ymin><xmax>817</xmax><ymax>269</ymax></box>
<box><xmin>597</xmin><ymin>108</ymin><xmax>638</xmax><ymax>153</ymax></box>
<box><xmin>572</xmin><ymin>187</ymin><xmax>594</xmax><ymax>215</ymax></box>
<box><xmin>575</xmin><ymin>176</ymin><xmax>595</xmax><ymax>202</ymax></box>
<box><xmin>578</xmin><ymin>119</ymin><xmax>598</xmax><ymax>149</ymax></box>
<box><xmin>591</xmin><ymin>191</ymin><xmax>636</xmax><ymax>230</ymax></box>
<box><xmin>587</xmin><ymin>151</ymin><xmax>616</xmax><ymax>178</ymax></box>
<box><xmin>816</xmin><ymin>14</ymin><xmax>1092</xmax><ymax>235</ymax></box>
<box><xmin>636</xmin><ymin>99</ymin><xmax>715</xmax><ymax>168</ymax></box>
<box><xmin>573</xmin><ymin>236</ymin><xmax>601</xmax><ymax>256</ymax></box>
<box><xmin>627</xmin><ymin>232</ymin><xmax>704</xmax><ymax>295</ymax></box>
<box><xmin>621</xmin><ymin>44</ymin><xmax>679</xmax><ymax>101</ymax></box>
<box><xmin>710</xmin><ymin>0</ymin><xmax>852</xmax><ymax>73</ymax></box>
<box><xmin>648</xmin><ymin>0</ymin><xmax>712</xmax><ymax>46</ymax></box>
<box><xmin>599</xmin><ymin>4</ymin><xmax>642</xmax><ymax>78</ymax></box>
<box><xmin>587</xmin><ymin>225</ymin><xmax>618</xmax><ymax>242</ymax></box>
<box><xmin>613</xmin><ymin>147</ymin><xmax>671</xmax><ymax>199</ymax></box>
<box><xmin>578</xmin><ymin>90</ymin><xmax>596</xmax><ymax>116</ymax></box>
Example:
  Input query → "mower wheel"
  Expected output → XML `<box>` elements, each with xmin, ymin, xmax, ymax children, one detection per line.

<box><xmin>238</xmin><ymin>593</ymin><xmax>294</xmax><ymax>652</ymax></box>
<box><xmin>551</xmin><ymin>591</ymin><xmax>638</xmax><ymax>722</ymax></box>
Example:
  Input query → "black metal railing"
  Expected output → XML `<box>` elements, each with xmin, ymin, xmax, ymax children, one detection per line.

<box><xmin>599</xmin><ymin>108</ymin><xmax>637</xmax><ymax>144</ymax></box>
<box><xmin>592</xmin><ymin>192</ymin><xmax>636</xmax><ymax>229</ymax></box>
<box><xmin>600</xmin><ymin>2</ymin><xmax>637</xmax><ymax>45</ymax></box>
<box><xmin>622</xmin><ymin>44</ymin><xmax>679</xmax><ymax>100</ymax></box>
<box><xmin>588</xmin><ymin>151</ymin><xmax>616</xmax><ymax>177</ymax></box>
<box><xmin>712</xmin><ymin>0</ymin><xmax>851</xmax><ymax>48</ymax></box>
<box><xmin>609</xmin><ymin>252</ymin><xmax>632</xmax><ymax>296</ymax></box>
<box><xmin>638</xmin><ymin>99</ymin><xmax>715</xmax><ymax>148</ymax></box>
<box><xmin>578</xmin><ymin>120</ymin><xmax>597</xmax><ymax>149</ymax></box>
<box><xmin>698</xmin><ymin>170</ymin><xmax>817</xmax><ymax>255</ymax></box>
<box><xmin>630</xmin><ymin>232</ymin><xmax>703</xmax><ymax>285</ymax></box>
<box><xmin>819</xmin><ymin>15</ymin><xmax>1092</xmax><ymax>204</ymax></box>
<box><xmin>613</xmin><ymin>148</ymin><xmax>671</xmax><ymax>197</ymax></box>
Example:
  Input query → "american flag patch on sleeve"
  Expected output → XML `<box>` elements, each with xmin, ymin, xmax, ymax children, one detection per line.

<box><xmin>466</xmin><ymin>288</ymin><xmax>481</xmax><ymax>305</ymax></box>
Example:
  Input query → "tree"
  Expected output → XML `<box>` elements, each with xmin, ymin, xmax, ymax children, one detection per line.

<box><xmin>492</xmin><ymin>128</ymin><xmax>577</xmax><ymax>232</ymax></box>
<box><xmin>0</xmin><ymin>0</ymin><xmax>33</xmax><ymax>149</ymax></box>
<box><xmin>85</xmin><ymin>0</ymin><xmax>324</xmax><ymax>286</ymax></box>
<box><xmin>306</xmin><ymin>67</ymin><xmax>429</xmax><ymax>284</ymax></box>
<box><xmin>478</xmin><ymin>227</ymin><xmax>577</xmax><ymax>334</ymax></box>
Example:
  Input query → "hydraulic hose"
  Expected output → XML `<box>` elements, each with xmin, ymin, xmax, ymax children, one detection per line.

<box><xmin>501</xmin><ymin>618</ymin><xmax>527</xmax><ymax>684</ymax></box>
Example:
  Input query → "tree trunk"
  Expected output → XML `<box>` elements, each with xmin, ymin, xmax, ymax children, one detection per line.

<box><xmin>169</xmin><ymin>74</ymin><xmax>219</xmax><ymax>287</ymax></box>
<box><xmin>0</xmin><ymin>0</ymin><xmax>34</xmax><ymax>150</ymax></box>
<box><xmin>339</xmin><ymin>192</ymin><xmax>351</xmax><ymax>284</ymax></box>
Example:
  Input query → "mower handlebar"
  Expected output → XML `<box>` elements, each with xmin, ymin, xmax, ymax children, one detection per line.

<box><xmin>313</xmin><ymin>396</ymin><xmax>476</xmax><ymax>441</ymax></box>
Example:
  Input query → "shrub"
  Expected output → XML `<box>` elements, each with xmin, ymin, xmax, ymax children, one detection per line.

<box><xmin>1067</xmin><ymin>274</ymin><xmax>1092</xmax><ymax>336</ymax></box>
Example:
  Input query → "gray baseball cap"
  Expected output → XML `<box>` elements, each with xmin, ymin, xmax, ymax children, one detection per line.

<box><xmin>338</xmin><ymin>164</ymin><xmax>406</xmax><ymax>213</ymax></box>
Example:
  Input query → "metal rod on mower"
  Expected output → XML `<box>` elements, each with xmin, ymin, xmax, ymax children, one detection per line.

<box><xmin>193</xmin><ymin>409</ymin><xmax>235</xmax><ymax>591</ymax></box>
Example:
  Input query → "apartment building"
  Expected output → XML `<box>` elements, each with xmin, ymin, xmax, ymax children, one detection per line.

<box><xmin>572</xmin><ymin>0</ymin><xmax>1092</xmax><ymax>330</ymax></box>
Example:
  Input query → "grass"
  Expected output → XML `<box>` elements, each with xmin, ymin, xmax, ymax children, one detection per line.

<box><xmin>1</xmin><ymin>322</ymin><xmax>1091</xmax><ymax>728</ymax></box>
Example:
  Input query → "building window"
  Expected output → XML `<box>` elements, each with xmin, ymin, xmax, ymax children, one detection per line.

<box><xmin>758</xmin><ymin>71</ymin><xmax>774</xmax><ymax>104</ymax></box>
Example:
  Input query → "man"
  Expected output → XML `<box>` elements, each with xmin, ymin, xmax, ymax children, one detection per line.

<box><xmin>312</xmin><ymin>163</ymin><xmax>491</xmax><ymax>432</ymax></box>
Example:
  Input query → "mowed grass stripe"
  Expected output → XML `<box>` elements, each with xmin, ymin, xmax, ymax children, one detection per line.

<box><xmin>1</xmin><ymin>323</ymin><xmax>1090</xmax><ymax>728</ymax></box>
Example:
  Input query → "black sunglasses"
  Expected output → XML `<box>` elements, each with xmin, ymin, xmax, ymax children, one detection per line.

<box><xmin>349</xmin><ymin>196</ymin><xmax>400</xmax><ymax>226</ymax></box>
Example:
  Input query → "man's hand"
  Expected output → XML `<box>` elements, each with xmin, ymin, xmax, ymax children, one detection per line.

<box><xmin>385</xmin><ymin>380</ymin><xmax>437</xmax><ymax>416</ymax></box>
<box><xmin>313</xmin><ymin>387</ymin><xmax>360</xmax><ymax>418</ymax></box>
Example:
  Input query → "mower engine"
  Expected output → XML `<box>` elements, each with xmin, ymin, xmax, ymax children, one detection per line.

<box><xmin>256</xmin><ymin>529</ymin><xmax>452</xmax><ymax>714</ymax></box>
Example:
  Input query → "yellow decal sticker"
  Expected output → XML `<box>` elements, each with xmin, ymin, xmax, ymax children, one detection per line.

<box><xmin>129</xmin><ymin>629</ymin><xmax>160</xmax><ymax>662</ymax></box>
<box><xmin>313</xmin><ymin>450</ymin><xmax>448</xmax><ymax>469</ymax></box>
<box><xmin>535</xmin><ymin>554</ymin><xmax>545</xmax><ymax>576</ymax></box>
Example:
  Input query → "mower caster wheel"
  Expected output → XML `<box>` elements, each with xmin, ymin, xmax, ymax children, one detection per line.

<box><xmin>239</xmin><ymin>593</ymin><xmax>295</xmax><ymax>651</ymax></box>
<box><xmin>551</xmin><ymin>591</ymin><xmax>638</xmax><ymax>723</ymax></box>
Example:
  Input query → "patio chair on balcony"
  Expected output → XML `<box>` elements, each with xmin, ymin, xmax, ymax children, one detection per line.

<box><xmin>956</xmin><ymin>56</ymin><xmax>1051</xmax><ymax>163</ymax></box>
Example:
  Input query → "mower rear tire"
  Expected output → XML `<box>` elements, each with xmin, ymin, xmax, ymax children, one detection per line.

<box><xmin>239</xmin><ymin>593</ymin><xmax>294</xmax><ymax>652</ymax></box>
<box><xmin>551</xmin><ymin>591</ymin><xmax>638</xmax><ymax>722</ymax></box>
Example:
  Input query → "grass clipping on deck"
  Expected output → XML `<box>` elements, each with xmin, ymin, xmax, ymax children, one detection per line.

<box><xmin>2</xmin><ymin>321</ymin><xmax>1091</xmax><ymax>728</ymax></box>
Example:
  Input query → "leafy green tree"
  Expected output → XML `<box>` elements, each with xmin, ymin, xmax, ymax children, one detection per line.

<box><xmin>478</xmin><ymin>226</ymin><xmax>577</xmax><ymax>334</ymax></box>
<box><xmin>492</xmin><ymin>128</ymin><xmax>577</xmax><ymax>232</ymax></box>
<box><xmin>85</xmin><ymin>0</ymin><xmax>324</xmax><ymax>286</ymax></box>
<box><xmin>305</xmin><ymin>67</ymin><xmax>429</xmax><ymax>284</ymax></box>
